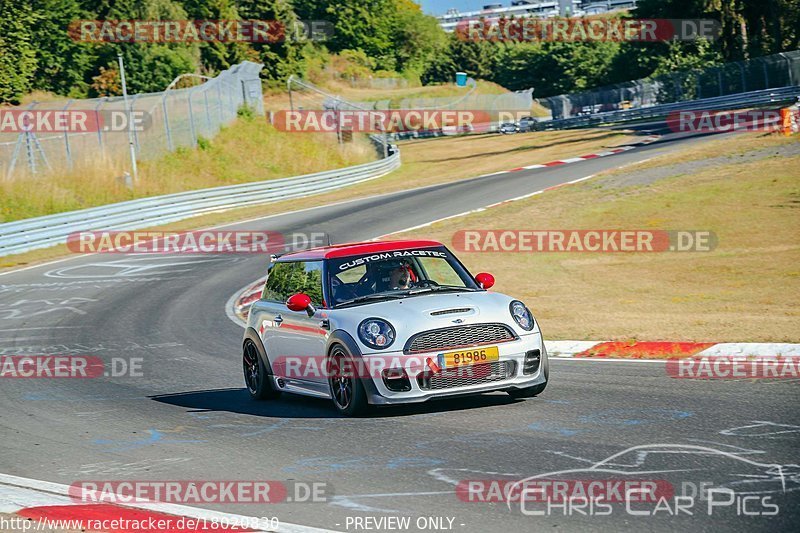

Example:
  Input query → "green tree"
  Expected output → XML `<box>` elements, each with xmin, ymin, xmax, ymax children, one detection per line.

<box><xmin>291</xmin><ymin>0</ymin><xmax>449</xmax><ymax>78</ymax></box>
<box><xmin>650</xmin><ymin>39</ymin><xmax>724</xmax><ymax>102</ymax></box>
<box><xmin>320</xmin><ymin>0</ymin><xmax>398</xmax><ymax>70</ymax></box>
<box><xmin>28</xmin><ymin>0</ymin><xmax>95</xmax><ymax>97</ymax></box>
<box><xmin>391</xmin><ymin>0</ymin><xmax>449</xmax><ymax>78</ymax></box>
<box><xmin>0</xmin><ymin>0</ymin><xmax>38</xmax><ymax>104</ymax></box>
<box><xmin>182</xmin><ymin>0</ymin><xmax>251</xmax><ymax>74</ymax></box>
<box><xmin>446</xmin><ymin>33</ymin><xmax>499</xmax><ymax>80</ymax></box>
<box><xmin>490</xmin><ymin>40</ymin><xmax>621</xmax><ymax>95</ymax></box>
<box><xmin>636</xmin><ymin>0</ymin><xmax>800</xmax><ymax>61</ymax></box>
<box><xmin>237</xmin><ymin>0</ymin><xmax>310</xmax><ymax>85</ymax></box>
<box><xmin>89</xmin><ymin>0</ymin><xmax>201</xmax><ymax>95</ymax></box>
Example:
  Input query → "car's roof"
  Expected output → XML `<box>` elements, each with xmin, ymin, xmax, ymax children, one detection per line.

<box><xmin>276</xmin><ymin>239</ymin><xmax>445</xmax><ymax>261</ymax></box>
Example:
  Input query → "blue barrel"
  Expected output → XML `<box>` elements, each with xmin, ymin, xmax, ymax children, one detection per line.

<box><xmin>455</xmin><ymin>72</ymin><xmax>467</xmax><ymax>87</ymax></box>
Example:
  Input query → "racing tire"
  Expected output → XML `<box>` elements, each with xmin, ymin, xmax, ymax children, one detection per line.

<box><xmin>243</xmin><ymin>339</ymin><xmax>281</xmax><ymax>401</ymax></box>
<box><xmin>328</xmin><ymin>344</ymin><xmax>370</xmax><ymax>417</ymax></box>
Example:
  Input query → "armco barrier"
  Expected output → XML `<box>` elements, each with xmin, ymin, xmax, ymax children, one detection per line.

<box><xmin>0</xmin><ymin>152</ymin><xmax>400</xmax><ymax>257</ymax></box>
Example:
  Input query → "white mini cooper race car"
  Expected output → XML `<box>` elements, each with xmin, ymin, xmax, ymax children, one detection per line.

<box><xmin>242</xmin><ymin>240</ymin><xmax>548</xmax><ymax>415</ymax></box>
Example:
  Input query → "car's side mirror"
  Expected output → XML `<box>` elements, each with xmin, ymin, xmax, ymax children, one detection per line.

<box><xmin>475</xmin><ymin>272</ymin><xmax>495</xmax><ymax>290</ymax></box>
<box><xmin>286</xmin><ymin>293</ymin><xmax>316</xmax><ymax>317</ymax></box>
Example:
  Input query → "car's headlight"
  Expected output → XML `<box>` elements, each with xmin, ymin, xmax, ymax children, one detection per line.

<box><xmin>358</xmin><ymin>318</ymin><xmax>396</xmax><ymax>350</ymax></box>
<box><xmin>509</xmin><ymin>301</ymin><xmax>535</xmax><ymax>331</ymax></box>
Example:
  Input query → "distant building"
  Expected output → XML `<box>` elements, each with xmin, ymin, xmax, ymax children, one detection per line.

<box><xmin>582</xmin><ymin>1</ymin><xmax>638</xmax><ymax>15</ymax></box>
<box><xmin>435</xmin><ymin>0</ymin><xmax>638</xmax><ymax>31</ymax></box>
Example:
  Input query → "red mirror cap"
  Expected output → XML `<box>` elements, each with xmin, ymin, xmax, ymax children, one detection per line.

<box><xmin>286</xmin><ymin>293</ymin><xmax>312</xmax><ymax>312</ymax></box>
<box><xmin>475</xmin><ymin>272</ymin><xmax>495</xmax><ymax>290</ymax></box>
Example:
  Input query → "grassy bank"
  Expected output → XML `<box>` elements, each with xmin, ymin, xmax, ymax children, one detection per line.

<box><xmin>396</xmin><ymin>132</ymin><xmax>800</xmax><ymax>342</ymax></box>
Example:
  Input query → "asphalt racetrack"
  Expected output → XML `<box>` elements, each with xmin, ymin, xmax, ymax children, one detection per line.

<box><xmin>1</xmin><ymin>129</ymin><xmax>797</xmax><ymax>532</ymax></box>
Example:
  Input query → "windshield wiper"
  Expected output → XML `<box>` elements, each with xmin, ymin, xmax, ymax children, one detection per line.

<box><xmin>404</xmin><ymin>285</ymin><xmax>477</xmax><ymax>295</ymax></box>
<box><xmin>436</xmin><ymin>285</ymin><xmax>479</xmax><ymax>292</ymax></box>
<box><xmin>337</xmin><ymin>293</ymin><xmax>405</xmax><ymax>307</ymax></box>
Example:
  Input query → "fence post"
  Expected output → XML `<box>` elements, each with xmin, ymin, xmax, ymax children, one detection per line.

<box><xmin>162</xmin><ymin>92</ymin><xmax>173</xmax><ymax>151</ymax></box>
<box><xmin>95</xmin><ymin>98</ymin><xmax>106</xmax><ymax>150</ymax></box>
<box><xmin>117</xmin><ymin>53</ymin><xmax>138</xmax><ymax>183</ymax></box>
<box><xmin>224</xmin><ymin>78</ymin><xmax>233</xmax><ymax>120</ymax></box>
<box><xmin>62</xmin><ymin>100</ymin><xmax>73</xmax><ymax>169</ymax></box>
<box><xmin>216</xmin><ymin>78</ymin><xmax>224</xmax><ymax>123</ymax></box>
<box><xmin>187</xmin><ymin>90</ymin><xmax>198</xmax><ymax>146</ymax></box>
<box><xmin>779</xmin><ymin>53</ymin><xmax>793</xmax><ymax>86</ymax></box>
<box><xmin>696</xmin><ymin>73</ymin><xmax>702</xmax><ymax>99</ymax></box>
<box><xmin>737</xmin><ymin>62</ymin><xmax>746</xmax><ymax>92</ymax></box>
<box><xmin>204</xmin><ymin>88</ymin><xmax>213</xmax><ymax>134</ymax></box>
<box><xmin>26</xmin><ymin>103</ymin><xmax>38</xmax><ymax>174</ymax></box>
<box><xmin>130</xmin><ymin>93</ymin><xmax>141</xmax><ymax>155</ymax></box>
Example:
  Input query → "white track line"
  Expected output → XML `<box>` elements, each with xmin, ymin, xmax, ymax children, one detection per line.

<box><xmin>550</xmin><ymin>358</ymin><xmax>667</xmax><ymax>364</ymax></box>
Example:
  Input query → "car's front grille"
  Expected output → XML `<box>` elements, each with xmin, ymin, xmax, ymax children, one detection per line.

<box><xmin>404</xmin><ymin>323</ymin><xmax>517</xmax><ymax>354</ymax></box>
<box><xmin>417</xmin><ymin>361</ymin><xmax>516</xmax><ymax>391</ymax></box>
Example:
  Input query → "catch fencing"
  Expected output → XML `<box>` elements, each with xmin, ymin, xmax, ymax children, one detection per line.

<box><xmin>0</xmin><ymin>61</ymin><xmax>264</xmax><ymax>179</ymax></box>
<box><xmin>287</xmin><ymin>75</ymin><xmax>532</xmax><ymax>140</ymax></box>
<box><xmin>538</xmin><ymin>50</ymin><xmax>800</xmax><ymax>121</ymax></box>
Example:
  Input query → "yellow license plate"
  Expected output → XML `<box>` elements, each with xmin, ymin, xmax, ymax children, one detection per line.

<box><xmin>438</xmin><ymin>346</ymin><xmax>499</xmax><ymax>369</ymax></box>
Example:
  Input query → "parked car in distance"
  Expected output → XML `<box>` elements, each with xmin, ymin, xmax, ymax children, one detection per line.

<box><xmin>517</xmin><ymin>116</ymin><xmax>538</xmax><ymax>132</ymax></box>
<box><xmin>499</xmin><ymin>122</ymin><xmax>518</xmax><ymax>134</ymax></box>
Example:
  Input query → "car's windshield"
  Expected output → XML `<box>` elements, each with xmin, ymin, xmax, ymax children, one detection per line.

<box><xmin>327</xmin><ymin>247</ymin><xmax>479</xmax><ymax>306</ymax></box>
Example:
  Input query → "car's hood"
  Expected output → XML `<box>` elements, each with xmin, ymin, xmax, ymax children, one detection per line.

<box><xmin>330</xmin><ymin>290</ymin><xmax>538</xmax><ymax>353</ymax></box>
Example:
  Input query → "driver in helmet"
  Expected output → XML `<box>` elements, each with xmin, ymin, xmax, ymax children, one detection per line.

<box><xmin>384</xmin><ymin>260</ymin><xmax>414</xmax><ymax>290</ymax></box>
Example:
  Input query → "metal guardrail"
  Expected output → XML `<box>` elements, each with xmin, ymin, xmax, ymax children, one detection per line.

<box><xmin>542</xmin><ymin>86</ymin><xmax>800</xmax><ymax>130</ymax></box>
<box><xmin>0</xmin><ymin>152</ymin><xmax>400</xmax><ymax>257</ymax></box>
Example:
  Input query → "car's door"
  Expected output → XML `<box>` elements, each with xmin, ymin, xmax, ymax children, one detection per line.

<box><xmin>260</xmin><ymin>260</ymin><xmax>329</xmax><ymax>396</ymax></box>
<box><xmin>251</xmin><ymin>261</ymin><xmax>291</xmax><ymax>367</ymax></box>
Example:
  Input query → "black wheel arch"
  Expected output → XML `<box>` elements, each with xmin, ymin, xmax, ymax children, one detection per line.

<box><xmin>326</xmin><ymin>329</ymin><xmax>362</xmax><ymax>358</ymax></box>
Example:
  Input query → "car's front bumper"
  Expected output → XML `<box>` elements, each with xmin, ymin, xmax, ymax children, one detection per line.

<box><xmin>360</xmin><ymin>332</ymin><xmax>547</xmax><ymax>405</ymax></box>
